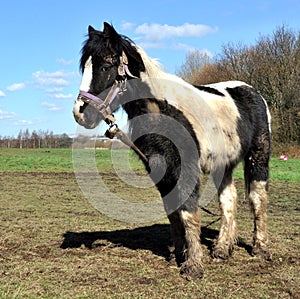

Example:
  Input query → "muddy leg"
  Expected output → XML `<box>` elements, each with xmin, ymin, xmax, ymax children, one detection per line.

<box><xmin>244</xmin><ymin>132</ymin><xmax>271</xmax><ymax>260</ymax></box>
<box><xmin>248</xmin><ymin>180</ymin><xmax>270</xmax><ymax>259</ymax></box>
<box><xmin>168</xmin><ymin>209</ymin><xmax>203</xmax><ymax>280</ymax></box>
<box><xmin>168</xmin><ymin>211</ymin><xmax>186</xmax><ymax>266</ymax></box>
<box><xmin>213</xmin><ymin>172</ymin><xmax>237</xmax><ymax>261</ymax></box>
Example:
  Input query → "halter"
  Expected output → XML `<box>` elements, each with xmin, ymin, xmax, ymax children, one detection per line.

<box><xmin>77</xmin><ymin>51</ymin><xmax>137</xmax><ymax>124</ymax></box>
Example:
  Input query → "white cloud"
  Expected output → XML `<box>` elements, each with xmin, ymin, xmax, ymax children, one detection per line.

<box><xmin>137</xmin><ymin>41</ymin><xmax>167</xmax><ymax>49</ymax></box>
<box><xmin>40</xmin><ymin>77</ymin><xmax>69</xmax><ymax>87</ymax></box>
<box><xmin>172</xmin><ymin>43</ymin><xmax>213</xmax><ymax>57</ymax></box>
<box><xmin>44</xmin><ymin>87</ymin><xmax>63</xmax><ymax>93</ymax></box>
<box><xmin>172</xmin><ymin>43</ymin><xmax>198</xmax><ymax>52</ymax></box>
<box><xmin>13</xmin><ymin>119</ymin><xmax>33</xmax><ymax>126</ymax></box>
<box><xmin>41</xmin><ymin>102</ymin><xmax>63</xmax><ymax>111</ymax></box>
<box><xmin>49</xmin><ymin>93</ymin><xmax>73</xmax><ymax>99</ymax></box>
<box><xmin>38</xmin><ymin>70</ymin><xmax>70</xmax><ymax>78</ymax></box>
<box><xmin>13</xmin><ymin>118</ymin><xmax>44</xmax><ymax>126</ymax></box>
<box><xmin>0</xmin><ymin>90</ymin><xmax>6</xmax><ymax>97</ymax></box>
<box><xmin>121</xmin><ymin>22</ymin><xmax>135</xmax><ymax>31</ymax></box>
<box><xmin>57</xmin><ymin>58</ymin><xmax>73</xmax><ymax>66</ymax></box>
<box><xmin>7</xmin><ymin>82</ymin><xmax>26</xmax><ymax>92</ymax></box>
<box><xmin>33</xmin><ymin>70</ymin><xmax>76</xmax><ymax>87</ymax></box>
<box><xmin>135</xmin><ymin>22</ymin><xmax>218</xmax><ymax>41</ymax></box>
<box><xmin>0</xmin><ymin>109</ymin><xmax>17</xmax><ymax>120</ymax></box>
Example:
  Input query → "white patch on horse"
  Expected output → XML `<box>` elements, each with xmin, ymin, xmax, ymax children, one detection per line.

<box><xmin>181</xmin><ymin>210</ymin><xmax>193</xmax><ymax>221</ymax></box>
<box><xmin>136</xmin><ymin>46</ymin><xmax>242</xmax><ymax>173</ymax></box>
<box><xmin>262</xmin><ymin>97</ymin><xmax>272</xmax><ymax>133</ymax></box>
<box><xmin>249</xmin><ymin>180</ymin><xmax>268</xmax><ymax>208</ymax></box>
<box><xmin>214</xmin><ymin>180</ymin><xmax>237</xmax><ymax>256</ymax></box>
<box><xmin>80</xmin><ymin>56</ymin><xmax>93</xmax><ymax>92</ymax></box>
<box><xmin>73</xmin><ymin>98</ymin><xmax>85</xmax><ymax>124</ymax></box>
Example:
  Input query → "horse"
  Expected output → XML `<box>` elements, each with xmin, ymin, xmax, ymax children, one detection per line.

<box><xmin>73</xmin><ymin>22</ymin><xmax>271</xmax><ymax>279</ymax></box>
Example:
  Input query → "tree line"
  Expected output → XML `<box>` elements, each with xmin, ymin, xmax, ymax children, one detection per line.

<box><xmin>176</xmin><ymin>25</ymin><xmax>300</xmax><ymax>145</ymax></box>
<box><xmin>0</xmin><ymin>129</ymin><xmax>72</xmax><ymax>148</ymax></box>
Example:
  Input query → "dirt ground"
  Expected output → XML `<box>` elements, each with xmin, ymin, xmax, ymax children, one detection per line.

<box><xmin>0</xmin><ymin>172</ymin><xmax>299</xmax><ymax>298</ymax></box>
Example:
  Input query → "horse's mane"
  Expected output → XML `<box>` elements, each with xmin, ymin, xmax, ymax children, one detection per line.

<box><xmin>135</xmin><ymin>45</ymin><xmax>195</xmax><ymax>95</ymax></box>
<box><xmin>80</xmin><ymin>32</ymin><xmax>103</xmax><ymax>73</ymax></box>
<box><xmin>134</xmin><ymin>46</ymin><xmax>166</xmax><ymax>78</ymax></box>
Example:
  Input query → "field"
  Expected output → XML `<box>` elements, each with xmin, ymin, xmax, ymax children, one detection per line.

<box><xmin>0</xmin><ymin>148</ymin><xmax>299</xmax><ymax>298</ymax></box>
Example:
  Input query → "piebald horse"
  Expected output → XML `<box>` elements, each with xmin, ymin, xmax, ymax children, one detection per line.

<box><xmin>73</xmin><ymin>22</ymin><xmax>271</xmax><ymax>279</ymax></box>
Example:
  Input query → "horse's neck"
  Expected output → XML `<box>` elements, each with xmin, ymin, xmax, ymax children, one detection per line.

<box><xmin>122</xmin><ymin>98</ymin><xmax>148</xmax><ymax>120</ymax></box>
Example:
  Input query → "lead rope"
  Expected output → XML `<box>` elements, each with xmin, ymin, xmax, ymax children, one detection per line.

<box><xmin>104</xmin><ymin>124</ymin><xmax>149</xmax><ymax>163</ymax></box>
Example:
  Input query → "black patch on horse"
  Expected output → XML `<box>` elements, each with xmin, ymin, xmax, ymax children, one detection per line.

<box><xmin>123</xmin><ymin>97</ymin><xmax>201</xmax><ymax>212</ymax></box>
<box><xmin>194</xmin><ymin>85</ymin><xmax>225</xmax><ymax>97</ymax></box>
<box><xmin>226</xmin><ymin>85</ymin><xmax>271</xmax><ymax>182</ymax></box>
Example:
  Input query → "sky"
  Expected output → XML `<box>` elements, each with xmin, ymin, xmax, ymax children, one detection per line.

<box><xmin>0</xmin><ymin>0</ymin><xmax>299</xmax><ymax>137</ymax></box>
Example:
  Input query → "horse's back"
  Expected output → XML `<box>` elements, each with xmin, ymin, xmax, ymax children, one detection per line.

<box><xmin>195</xmin><ymin>81</ymin><xmax>271</xmax><ymax>173</ymax></box>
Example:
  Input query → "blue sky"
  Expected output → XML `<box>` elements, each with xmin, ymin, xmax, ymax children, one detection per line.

<box><xmin>1</xmin><ymin>0</ymin><xmax>299</xmax><ymax>137</ymax></box>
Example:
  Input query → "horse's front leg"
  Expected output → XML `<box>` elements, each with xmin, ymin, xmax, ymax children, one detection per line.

<box><xmin>179</xmin><ymin>209</ymin><xmax>204</xmax><ymax>279</ymax></box>
<box><xmin>148</xmin><ymin>150</ymin><xmax>203</xmax><ymax>279</ymax></box>
<box><xmin>168</xmin><ymin>207</ymin><xmax>203</xmax><ymax>280</ymax></box>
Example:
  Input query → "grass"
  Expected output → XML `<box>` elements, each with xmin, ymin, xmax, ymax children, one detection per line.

<box><xmin>0</xmin><ymin>148</ymin><xmax>142</xmax><ymax>173</ymax></box>
<box><xmin>1</xmin><ymin>148</ymin><xmax>299</xmax><ymax>181</ymax></box>
<box><xmin>0</xmin><ymin>148</ymin><xmax>74</xmax><ymax>172</ymax></box>
<box><xmin>0</xmin><ymin>148</ymin><xmax>299</xmax><ymax>298</ymax></box>
<box><xmin>233</xmin><ymin>157</ymin><xmax>300</xmax><ymax>182</ymax></box>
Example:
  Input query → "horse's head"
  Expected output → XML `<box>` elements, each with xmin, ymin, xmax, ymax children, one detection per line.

<box><xmin>73</xmin><ymin>22</ymin><xmax>145</xmax><ymax>129</ymax></box>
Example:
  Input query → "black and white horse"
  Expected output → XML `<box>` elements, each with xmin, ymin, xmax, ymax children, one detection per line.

<box><xmin>73</xmin><ymin>22</ymin><xmax>271</xmax><ymax>279</ymax></box>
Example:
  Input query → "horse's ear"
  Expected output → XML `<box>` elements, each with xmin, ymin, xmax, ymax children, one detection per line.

<box><xmin>103</xmin><ymin>22</ymin><xmax>119</xmax><ymax>41</ymax></box>
<box><xmin>88</xmin><ymin>25</ymin><xmax>95</xmax><ymax>36</ymax></box>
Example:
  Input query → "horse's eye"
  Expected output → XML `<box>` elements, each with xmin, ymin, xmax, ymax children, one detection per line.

<box><xmin>101</xmin><ymin>63</ymin><xmax>113</xmax><ymax>72</ymax></box>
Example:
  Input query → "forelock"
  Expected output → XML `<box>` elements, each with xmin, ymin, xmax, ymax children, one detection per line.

<box><xmin>80</xmin><ymin>31</ymin><xmax>105</xmax><ymax>73</ymax></box>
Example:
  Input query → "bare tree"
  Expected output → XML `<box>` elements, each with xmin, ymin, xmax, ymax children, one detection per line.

<box><xmin>0</xmin><ymin>129</ymin><xmax>73</xmax><ymax>148</ymax></box>
<box><xmin>176</xmin><ymin>25</ymin><xmax>300</xmax><ymax>144</ymax></box>
<box><xmin>176</xmin><ymin>50</ymin><xmax>214</xmax><ymax>84</ymax></box>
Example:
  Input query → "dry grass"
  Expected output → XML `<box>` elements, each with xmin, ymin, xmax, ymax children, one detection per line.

<box><xmin>0</xmin><ymin>171</ymin><xmax>299</xmax><ymax>298</ymax></box>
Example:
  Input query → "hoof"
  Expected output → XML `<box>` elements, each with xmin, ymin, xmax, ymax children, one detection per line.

<box><xmin>180</xmin><ymin>262</ymin><xmax>204</xmax><ymax>280</ymax></box>
<box><xmin>252</xmin><ymin>247</ymin><xmax>272</xmax><ymax>261</ymax></box>
<box><xmin>167</xmin><ymin>252</ymin><xmax>177</xmax><ymax>266</ymax></box>
<box><xmin>212</xmin><ymin>246</ymin><xmax>232</xmax><ymax>261</ymax></box>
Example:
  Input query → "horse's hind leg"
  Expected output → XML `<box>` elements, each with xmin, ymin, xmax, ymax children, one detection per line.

<box><xmin>248</xmin><ymin>180</ymin><xmax>270</xmax><ymax>259</ymax></box>
<box><xmin>213</xmin><ymin>168</ymin><xmax>238</xmax><ymax>261</ymax></box>
<box><xmin>244</xmin><ymin>133</ymin><xmax>271</xmax><ymax>260</ymax></box>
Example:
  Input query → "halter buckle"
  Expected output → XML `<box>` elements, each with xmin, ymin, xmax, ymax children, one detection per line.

<box><xmin>104</xmin><ymin>123</ymin><xmax>119</xmax><ymax>139</ymax></box>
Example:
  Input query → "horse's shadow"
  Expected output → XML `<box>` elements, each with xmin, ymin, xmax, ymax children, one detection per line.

<box><xmin>60</xmin><ymin>224</ymin><xmax>252</xmax><ymax>260</ymax></box>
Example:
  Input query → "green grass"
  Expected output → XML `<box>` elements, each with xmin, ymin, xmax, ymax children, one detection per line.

<box><xmin>1</xmin><ymin>148</ymin><xmax>299</xmax><ymax>182</ymax></box>
<box><xmin>0</xmin><ymin>148</ymin><xmax>141</xmax><ymax>173</ymax></box>
<box><xmin>0</xmin><ymin>148</ymin><xmax>73</xmax><ymax>172</ymax></box>
<box><xmin>233</xmin><ymin>157</ymin><xmax>300</xmax><ymax>182</ymax></box>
